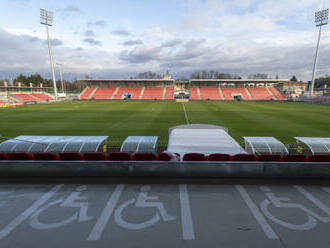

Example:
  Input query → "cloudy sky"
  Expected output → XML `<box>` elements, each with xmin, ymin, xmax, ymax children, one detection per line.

<box><xmin>0</xmin><ymin>0</ymin><xmax>329</xmax><ymax>81</ymax></box>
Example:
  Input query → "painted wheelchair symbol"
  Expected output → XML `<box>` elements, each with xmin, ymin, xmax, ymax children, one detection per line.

<box><xmin>114</xmin><ymin>185</ymin><xmax>176</xmax><ymax>230</ymax></box>
<box><xmin>259</xmin><ymin>186</ymin><xmax>330</xmax><ymax>230</ymax></box>
<box><xmin>29</xmin><ymin>186</ymin><xmax>93</xmax><ymax>230</ymax></box>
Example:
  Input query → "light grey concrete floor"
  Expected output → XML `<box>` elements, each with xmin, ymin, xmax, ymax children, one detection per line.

<box><xmin>0</xmin><ymin>178</ymin><xmax>329</xmax><ymax>248</ymax></box>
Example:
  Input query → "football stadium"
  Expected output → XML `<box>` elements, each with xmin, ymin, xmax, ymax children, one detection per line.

<box><xmin>0</xmin><ymin>1</ymin><xmax>330</xmax><ymax>248</ymax></box>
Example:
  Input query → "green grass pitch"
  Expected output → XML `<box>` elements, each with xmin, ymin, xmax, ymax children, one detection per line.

<box><xmin>0</xmin><ymin>101</ymin><xmax>329</xmax><ymax>146</ymax></box>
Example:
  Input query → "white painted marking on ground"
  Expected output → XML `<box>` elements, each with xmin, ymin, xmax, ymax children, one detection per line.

<box><xmin>182</xmin><ymin>103</ymin><xmax>190</xmax><ymax>125</ymax></box>
<box><xmin>235</xmin><ymin>185</ymin><xmax>279</xmax><ymax>239</ymax></box>
<box><xmin>294</xmin><ymin>186</ymin><xmax>330</xmax><ymax>216</ymax></box>
<box><xmin>179</xmin><ymin>184</ymin><xmax>195</xmax><ymax>240</ymax></box>
<box><xmin>87</xmin><ymin>184</ymin><xmax>125</xmax><ymax>241</ymax></box>
<box><xmin>0</xmin><ymin>184</ymin><xmax>64</xmax><ymax>240</ymax></box>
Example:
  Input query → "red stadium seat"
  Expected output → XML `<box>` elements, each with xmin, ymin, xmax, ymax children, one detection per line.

<box><xmin>134</xmin><ymin>153</ymin><xmax>158</xmax><ymax>161</ymax></box>
<box><xmin>83</xmin><ymin>153</ymin><xmax>109</xmax><ymax>161</ymax></box>
<box><xmin>183</xmin><ymin>153</ymin><xmax>205</xmax><ymax>161</ymax></box>
<box><xmin>281</xmin><ymin>154</ymin><xmax>306</xmax><ymax>162</ymax></box>
<box><xmin>0</xmin><ymin>153</ymin><xmax>9</xmax><ymax>160</ymax></box>
<box><xmin>109</xmin><ymin>152</ymin><xmax>132</xmax><ymax>161</ymax></box>
<box><xmin>207</xmin><ymin>153</ymin><xmax>230</xmax><ymax>161</ymax></box>
<box><xmin>231</xmin><ymin>154</ymin><xmax>256</xmax><ymax>161</ymax></box>
<box><xmin>307</xmin><ymin>155</ymin><xmax>330</xmax><ymax>162</ymax></box>
<box><xmin>7</xmin><ymin>153</ymin><xmax>34</xmax><ymax>160</ymax></box>
<box><xmin>34</xmin><ymin>153</ymin><xmax>59</xmax><ymax>160</ymax></box>
<box><xmin>59</xmin><ymin>152</ymin><xmax>83</xmax><ymax>160</ymax></box>
<box><xmin>257</xmin><ymin>154</ymin><xmax>282</xmax><ymax>162</ymax></box>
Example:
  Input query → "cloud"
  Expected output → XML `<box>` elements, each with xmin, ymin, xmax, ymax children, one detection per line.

<box><xmin>83</xmin><ymin>38</ymin><xmax>102</xmax><ymax>46</ymax></box>
<box><xmin>44</xmin><ymin>38</ymin><xmax>63</xmax><ymax>47</ymax></box>
<box><xmin>122</xmin><ymin>39</ymin><xmax>144</xmax><ymax>46</ymax></box>
<box><xmin>162</xmin><ymin>39</ymin><xmax>182</xmax><ymax>47</ymax></box>
<box><xmin>119</xmin><ymin>46</ymin><xmax>162</xmax><ymax>63</ymax></box>
<box><xmin>84</xmin><ymin>30</ymin><xmax>95</xmax><ymax>37</ymax></box>
<box><xmin>87</xmin><ymin>20</ymin><xmax>106</xmax><ymax>27</ymax></box>
<box><xmin>111</xmin><ymin>29</ymin><xmax>131</xmax><ymax>36</ymax></box>
<box><xmin>62</xmin><ymin>5</ymin><xmax>80</xmax><ymax>13</ymax></box>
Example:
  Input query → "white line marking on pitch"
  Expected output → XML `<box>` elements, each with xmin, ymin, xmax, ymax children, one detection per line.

<box><xmin>294</xmin><ymin>186</ymin><xmax>330</xmax><ymax>216</ymax></box>
<box><xmin>235</xmin><ymin>185</ymin><xmax>279</xmax><ymax>239</ymax></box>
<box><xmin>0</xmin><ymin>184</ymin><xmax>64</xmax><ymax>240</ymax></box>
<box><xmin>181</xmin><ymin>103</ymin><xmax>190</xmax><ymax>125</ymax></box>
<box><xmin>179</xmin><ymin>184</ymin><xmax>195</xmax><ymax>240</ymax></box>
<box><xmin>87</xmin><ymin>184</ymin><xmax>125</xmax><ymax>241</ymax></box>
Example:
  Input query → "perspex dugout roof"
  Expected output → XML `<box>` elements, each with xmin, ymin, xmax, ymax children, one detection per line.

<box><xmin>120</xmin><ymin>136</ymin><xmax>158</xmax><ymax>154</ymax></box>
<box><xmin>244</xmin><ymin>137</ymin><xmax>288</xmax><ymax>155</ymax></box>
<box><xmin>295</xmin><ymin>137</ymin><xmax>330</xmax><ymax>155</ymax></box>
<box><xmin>0</xmin><ymin>136</ymin><xmax>108</xmax><ymax>153</ymax></box>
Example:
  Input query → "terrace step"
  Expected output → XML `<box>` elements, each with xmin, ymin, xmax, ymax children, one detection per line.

<box><xmin>111</xmin><ymin>87</ymin><xmax>120</xmax><ymax>99</ymax></box>
<box><xmin>218</xmin><ymin>87</ymin><xmax>224</xmax><ymax>100</ymax></box>
<box><xmin>245</xmin><ymin>88</ymin><xmax>253</xmax><ymax>100</ymax></box>
<box><xmin>162</xmin><ymin>87</ymin><xmax>166</xmax><ymax>100</ymax></box>
<box><xmin>139</xmin><ymin>87</ymin><xmax>145</xmax><ymax>99</ymax></box>
<box><xmin>88</xmin><ymin>87</ymin><xmax>99</xmax><ymax>99</ymax></box>
<box><xmin>266</xmin><ymin>87</ymin><xmax>277</xmax><ymax>100</ymax></box>
<box><xmin>197</xmin><ymin>87</ymin><xmax>202</xmax><ymax>100</ymax></box>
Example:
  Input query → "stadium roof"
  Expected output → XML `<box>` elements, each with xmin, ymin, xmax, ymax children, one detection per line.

<box><xmin>189</xmin><ymin>79</ymin><xmax>289</xmax><ymax>82</ymax></box>
<box><xmin>77</xmin><ymin>78</ymin><xmax>175</xmax><ymax>82</ymax></box>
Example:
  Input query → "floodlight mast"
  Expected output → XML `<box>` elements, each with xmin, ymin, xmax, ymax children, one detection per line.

<box><xmin>40</xmin><ymin>8</ymin><xmax>58</xmax><ymax>100</ymax></box>
<box><xmin>56</xmin><ymin>63</ymin><xmax>65</xmax><ymax>94</ymax></box>
<box><xmin>311</xmin><ymin>8</ymin><xmax>329</xmax><ymax>96</ymax></box>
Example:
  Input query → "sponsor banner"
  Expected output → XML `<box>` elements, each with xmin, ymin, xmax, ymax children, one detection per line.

<box><xmin>0</xmin><ymin>103</ymin><xmax>10</xmax><ymax>108</ymax></box>
<box><xmin>9</xmin><ymin>102</ymin><xmax>24</xmax><ymax>107</ymax></box>
<box><xmin>176</xmin><ymin>99</ymin><xmax>189</xmax><ymax>103</ymax></box>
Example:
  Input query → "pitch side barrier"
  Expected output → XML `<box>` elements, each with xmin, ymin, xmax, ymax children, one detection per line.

<box><xmin>0</xmin><ymin>160</ymin><xmax>330</xmax><ymax>178</ymax></box>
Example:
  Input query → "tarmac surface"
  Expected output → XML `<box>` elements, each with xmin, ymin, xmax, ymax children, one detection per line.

<box><xmin>0</xmin><ymin>177</ymin><xmax>330</xmax><ymax>248</ymax></box>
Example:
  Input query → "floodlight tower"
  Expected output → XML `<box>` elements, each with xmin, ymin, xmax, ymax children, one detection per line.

<box><xmin>311</xmin><ymin>8</ymin><xmax>329</xmax><ymax>96</ymax></box>
<box><xmin>40</xmin><ymin>8</ymin><xmax>58</xmax><ymax>100</ymax></box>
<box><xmin>56</xmin><ymin>63</ymin><xmax>65</xmax><ymax>94</ymax></box>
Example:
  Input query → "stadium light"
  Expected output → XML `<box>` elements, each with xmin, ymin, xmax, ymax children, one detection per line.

<box><xmin>56</xmin><ymin>63</ymin><xmax>65</xmax><ymax>94</ymax></box>
<box><xmin>311</xmin><ymin>8</ymin><xmax>329</xmax><ymax>96</ymax></box>
<box><xmin>40</xmin><ymin>8</ymin><xmax>58</xmax><ymax>100</ymax></box>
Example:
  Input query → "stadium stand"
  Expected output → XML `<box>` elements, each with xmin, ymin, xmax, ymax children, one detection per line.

<box><xmin>183</xmin><ymin>153</ymin><xmax>206</xmax><ymax>161</ymax></box>
<box><xmin>200</xmin><ymin>87</ymin><xmax>222</xmax><ymax>100</ymax></box>
<box><xmin>114</xmin><ymin>87</ymin><xmax>143</xmax><ymax>100</ymax></box>
<box><xmin>59</xmin><ymin>152</ymin><xmax>84</xmax><ymax>160</ymax></box>
<box><xmin>134</xmin><ymin>153</ymin><xmax>158</xmax><ymax>161</ymax></box>
<box><xmin>142</xmin><ymin>87</ymin><xmax>164</xmax><ymax>100</ymax></box>
<box><xmin>90</xmin><ymin>86</ymin><xmax>117</xmax><ymax>99</ymax></box>
<box><xmin>221</xmin><ymin>87</ymin><xmax>251</xmax><ymax>100</ymax></box>
<box><xmin>165</xmin><ymin>87</ymin><xmax>174</xmax><ymax>100</ymax></box>
<box><xmin>31</xmin><ymin>93</ymin><xmax>54</xmax><ymax>101</ymax></box>
<box><xmin>248</xmin><ymin>87</ymin><xmax>274</xmax><ymax>100</ymax></box>
<box><xmin>83</xmin><ymin>152</ymin><xmax>109</xmax><ymax>161</ymax></box>
<box><xmin>80</xmin><ymin>86</ymin><xmax>97</xmax><ymax>99</ymax></box>
<box><xmin>207</xmin><ymin>153</ymin><xmax>231</xmax><ymax>161</ymax></box>
<box><xmin>190</xmin><ymin>87</ymin><xmax>200</xmax><ymax>100</ymax></box>
<box><xmin>34</xmin><ymin>153</ymin><xmax>59</xmax><ymax>160</ymax></box>
<box><xmin>109</xmin><ymin>152</ymin><xmax>132</xmax><ymax>161</ymax></box>
<box><xmin>269</xmin><ymin>87</ymin><xmax>286</xmax><ymax>100</ymax></box>
<box><xmin>12</xmin><ymin>94</ymin><xmax>38</xmax><ymax>102</ymax></box>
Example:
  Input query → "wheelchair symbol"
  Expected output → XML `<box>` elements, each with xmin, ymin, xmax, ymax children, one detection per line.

<box><xmin>259</xmin><ymin>186</ymin><xmax>330</xmax><ymax>230</ymax></box>
<box><xmin>114</xmin><ymin>185</ymin><xmax>177</xmax><ymax>230</ymax></box>
<box><xmin>29</xmin><ymin>185</ymin><xmax>93</xmax><ymax>230</ymax></box>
